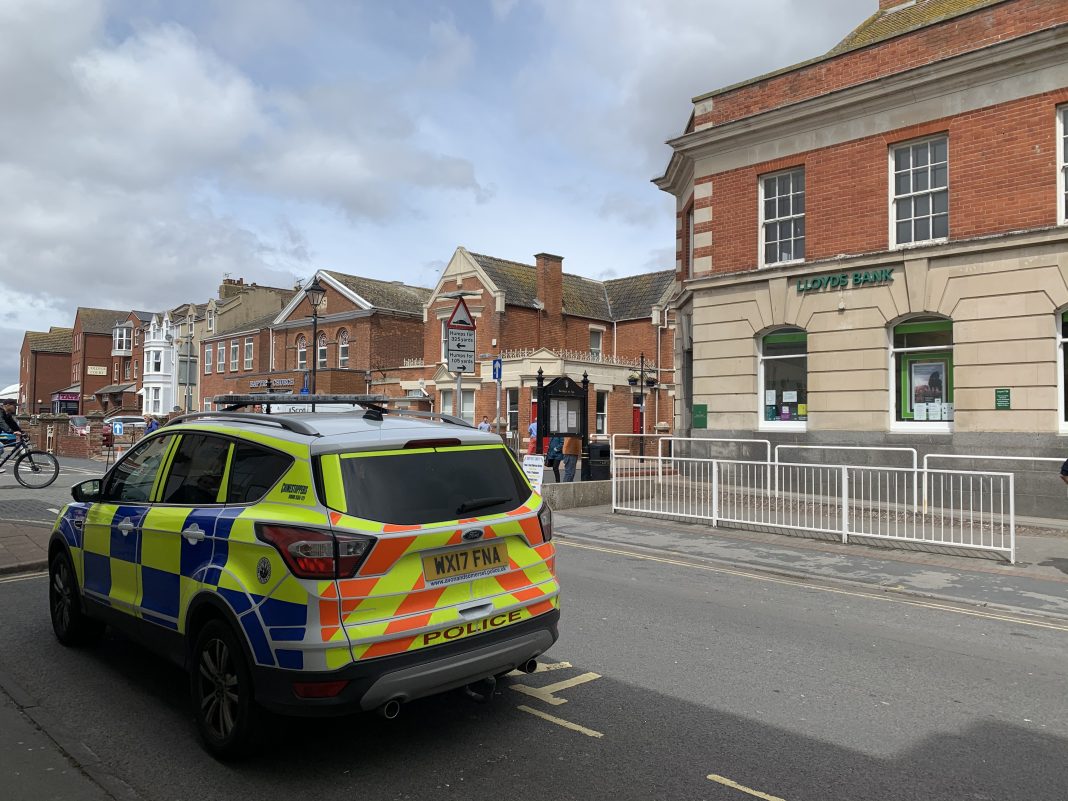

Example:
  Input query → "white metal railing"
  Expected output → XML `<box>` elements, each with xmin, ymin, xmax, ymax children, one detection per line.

<box><xmin>775</xmin><ymin>445</ymin><xmax>918</xmax><ymax>510</ymax></box>
<box><xmin>920</xmin><ymin>454</ymin><xmax>1062</xmax><ymax>515</ymax></box>
<box><xmin>612</xmin><ymin>456</ymin><xmax>1015</xmax><ymax>562</ymax></box>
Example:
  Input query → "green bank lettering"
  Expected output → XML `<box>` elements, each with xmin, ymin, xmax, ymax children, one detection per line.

<box><xmin>797</xmin><ymin>268</ymin><xmax>894</xmax><ymax>294</ymax></box>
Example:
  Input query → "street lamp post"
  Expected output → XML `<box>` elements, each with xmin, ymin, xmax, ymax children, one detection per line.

<box><xmin>305</xmin><ymin>276</ymin><xmax>327</xmax><ymax>412</ymax></box>
<box><xmin>639</xmin><ymin>352</ymin><xmax>645</xmax><ymax>457</ymax></box>
<box><xmin>184</xmin><ymin>331</ymin><xmax>194</xmax><ymax>413</ymax></box>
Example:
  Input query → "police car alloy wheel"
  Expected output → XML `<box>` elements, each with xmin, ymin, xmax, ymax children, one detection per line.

<box><xmin>49</xmin><ymin>551</ymin><xmax>104</xmax><ymax>646</ymax></box>
<box><xmin>191</xmin><ymin>620</ymin><xmax>259</xmax><ymax>759</ymax></box>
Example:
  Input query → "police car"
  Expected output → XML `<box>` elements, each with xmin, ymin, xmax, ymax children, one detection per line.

<box><xmin>47</xmin><ymin>395</ymin><xmax>559</xmax><ymax>758</ymax></box>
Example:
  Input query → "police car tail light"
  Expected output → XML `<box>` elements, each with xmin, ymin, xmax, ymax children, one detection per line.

<box><xmin>257</xmin><ymin>525</ymin><xmax>374</xmax><ymax>579</ymax></box>
<box><xmin>537</xmin><ymin>504</ymin><xmax>553</xmax><ymax>542</ymax></box>
<box><xmin>257</xmin><ymin>525</ymin><xmax>338</xmax><ymax>579</ymax></box>
<box><xmin>335</xmin><ymin>533</ymin><xmax>375</xmax><ymax>578</ymax></box>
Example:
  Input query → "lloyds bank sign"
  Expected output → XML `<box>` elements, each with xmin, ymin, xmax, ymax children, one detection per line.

<box><xmin>796</xmin><ymin>268</ymin><xmax>894</xmax><ymax>294</ymax></box>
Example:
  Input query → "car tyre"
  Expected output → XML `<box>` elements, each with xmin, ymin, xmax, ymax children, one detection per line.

<box><xmin>191</xmin><ymin>619</ymin><xmax>260</xmax><ymax>760</ymax></box>
<box><xmin>49</xmin><ymin>550</ymin><xmax>104</xmax><ymax>646</ymax></box>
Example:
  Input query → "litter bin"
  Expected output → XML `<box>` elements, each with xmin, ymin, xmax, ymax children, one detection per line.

<box><xmin>588</xmin><ymin>442</ymin><xmax>611</xmax><ymax>481</ymax></box>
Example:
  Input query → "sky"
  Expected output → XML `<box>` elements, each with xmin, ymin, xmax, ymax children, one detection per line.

<box><xmin>0</xmin><ymin>0</ymin><xmax>864</xmax><ymax>382</ymax></box>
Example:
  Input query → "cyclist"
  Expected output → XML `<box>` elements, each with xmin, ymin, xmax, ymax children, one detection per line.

<box><xmin>0</xmin><ymin>399</ymin><xmax>24</xmax><ymax>473</ymax></box>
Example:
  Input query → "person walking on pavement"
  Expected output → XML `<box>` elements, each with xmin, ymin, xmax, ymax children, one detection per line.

<box><xmin>478</xmin><ymin>416</ymin><xmax>491</xmax><ymax>431</ymax></box>
<box><xmin>562</xmin><ymin>435</ymin><xmax>581</xmax><ymax>482</ymax></box>
<box><xmin>144</xmin><ymin>414</ymin><xmax>160</xmax><ymax>434</ymax></box>
<box><xmin>546</xmin><ymin>435</ymin><xmax>564</xmax><ymax>483</ymax></box>
<box><xmin>527</xmin><ymin>419</ymin><xmax>537</xmax><ymax>454</ymax></box>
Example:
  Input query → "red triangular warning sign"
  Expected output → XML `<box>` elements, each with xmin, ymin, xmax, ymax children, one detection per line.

<box><xmin>447</xmin><ymin>297</ymin><xmax>475</xmax><ymax>329</ymax></box>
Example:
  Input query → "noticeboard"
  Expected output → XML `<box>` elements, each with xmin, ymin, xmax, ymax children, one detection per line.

<box><xmin>995</xmin><ymin>388</ymin><xmax>1011</xmax><ymax>410</ymax></box>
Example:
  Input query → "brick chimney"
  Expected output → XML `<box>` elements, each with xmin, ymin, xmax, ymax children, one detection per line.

<box><xmin>218</xmin><ymin>277</ymin><xmax>245</xmax><ymax>300</ymax></box>
<box><xmin>535</xmin><ymin>252</ymin><xmax>564</xmax><ymax>351</ymax></box>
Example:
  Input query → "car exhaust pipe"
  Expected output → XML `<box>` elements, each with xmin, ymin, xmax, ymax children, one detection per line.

<box><xmin>463</xmin><ymin>675</ymin><xmax>496</xmax><ymax>703</ymax></box>
<box><xmin>378</xmin><ymin>698</ymin><xmax>402</xmax><ymax>720</ymax></box>
<box><xmin>521</xmin><ymin>658</ymin><xmax>539</xmax><ymax>674</ymax></box>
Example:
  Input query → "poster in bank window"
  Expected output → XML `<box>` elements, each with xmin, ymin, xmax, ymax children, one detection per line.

<box><xmin>910</xmin><ymin>360</ymin><xmax>947</xmax><ymax>411</ymax></box>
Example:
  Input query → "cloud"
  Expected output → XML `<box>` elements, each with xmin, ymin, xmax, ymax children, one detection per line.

<box><xmin>599</xmin><ymin>192</ymin><xmax>662</xmax><ymax>227</ymax></box>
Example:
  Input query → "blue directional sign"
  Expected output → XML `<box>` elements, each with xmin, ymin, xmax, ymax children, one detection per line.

<box><xmin>492</xmin><ymin>358</ymin><xmax>502</xmax><ymax>381</ymax></box>
<box><xmin>113</xmin><ymin>422</ymin><xmax>124</xmax><ymax>436</ymax></box>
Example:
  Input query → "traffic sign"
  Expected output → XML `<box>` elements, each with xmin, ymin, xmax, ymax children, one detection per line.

<box><xmin>492</xmin><ymin>357</ymin><xmax>502</xmax><ymax>381</ymax></box>
<box><xmin>447</xmin><ymin>297</ymin><xmax>476</xmax><ymax>374</ymax></box>
<box><xmin>113</xmin><ymin>422</ymin><xmax>124</xmax><ymax>436</ymax></box>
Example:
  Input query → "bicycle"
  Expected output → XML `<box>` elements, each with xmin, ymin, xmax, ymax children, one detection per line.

<box><xmin>0</xmin><ymin>434</ymin><xmax>60</xmax><ymax>489</ymax></box>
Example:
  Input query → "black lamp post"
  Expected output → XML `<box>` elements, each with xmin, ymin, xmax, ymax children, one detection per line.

<box><xmin>305</xmin><ymin>276</ymin><xmax>326</xmax><ymax>410</ymax></box>
<box><xmin>638</xmin><ymin>352</ymin><xmax>645</xmax><ymax>457</ymax></box>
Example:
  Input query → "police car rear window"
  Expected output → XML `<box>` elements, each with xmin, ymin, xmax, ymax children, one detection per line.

<box><xmin>338</xmin><ymin>446</ymin><xmax>530</xmax><ymax>525</ymax></box>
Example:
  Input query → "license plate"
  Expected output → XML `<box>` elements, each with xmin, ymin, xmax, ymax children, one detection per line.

<box><xmin>422</xmin><ymin>541</ymin><xmax>509</xmax><ymax>587</ymax></box>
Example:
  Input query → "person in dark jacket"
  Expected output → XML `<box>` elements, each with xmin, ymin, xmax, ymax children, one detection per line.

<box><xmin>0</xmin><ymin>400</ymin><xmax>23</xmax><ymax>473</ymax></box>
<box><xmin>546</xmin><ymin>435</ymin><xmax>564</xmax><ymax>483</ymax></box>
<box><xmin>144</xmin><ymin>414</ymin><xmax>160</xmax><ymax>434</ymax></box>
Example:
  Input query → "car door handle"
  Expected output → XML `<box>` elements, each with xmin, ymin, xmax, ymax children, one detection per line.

<box><xmin>182</xmin><ymin>524</ymin><xmax>206</xmax><ymax>545</ymax></box>
<box><xmin>117</xmin><ymin>518</ymin><xmax>135</xmax><ymax>536</ymax></box>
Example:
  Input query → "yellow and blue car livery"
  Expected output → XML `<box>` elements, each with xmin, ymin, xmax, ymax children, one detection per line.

<box><xmin>49</xmin><ymin>412</ymin><xmax>559</xmax><ymax>718</ymax></box>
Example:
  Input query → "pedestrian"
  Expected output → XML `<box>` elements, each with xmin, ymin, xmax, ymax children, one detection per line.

<box><xmin>546</xmin><ymin>435</ymin><xmax>564</xmax><ymax>483</ymax></box>
<box><xmin>478</xmin><ymin>415</ymin><xmax>491</xmax><ymax>431</ymax></box>
<box><xmin>527</xmin><ymin>419</ymin><xmax>537</xmax><ymax>454</ymax></box>
<box><xmin>562</xmin><ymin>435</ymin><xmax>581</xmax><ymax>482</ymax></box>
<box><xmin>1060</xmin><ymin>458</ymin><xmax>1068</xmax><ymax>485</ymax></box>
<box><xmin>144</xmin><ymin>414</ymin><xmax>160</xmax><ymax>434</ymax></box>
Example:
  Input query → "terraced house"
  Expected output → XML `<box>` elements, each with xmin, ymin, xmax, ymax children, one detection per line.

<box><xmin>657</xmin><ymin>0</ymin><xmax>1068</xmax><ymax>460</ymax></box>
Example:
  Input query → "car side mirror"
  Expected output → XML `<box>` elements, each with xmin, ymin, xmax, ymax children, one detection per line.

<box><xmin>72</xmin><ymin>479</ymin><xmax>102</xmax><ymax>503</ymax></box>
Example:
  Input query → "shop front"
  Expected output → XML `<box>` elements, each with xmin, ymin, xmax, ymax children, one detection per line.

<box><xmin>678</xmin><ymin>231</ymin><xmax>1068</xmax><ymax>453</ymax></box>
<box><xmin>51</xmin><ymin>388</ymin><xmax>80</xmax><ymax>415</ymax></box>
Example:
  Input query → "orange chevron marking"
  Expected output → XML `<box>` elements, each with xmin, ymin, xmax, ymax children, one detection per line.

<box><xmin>385</xmin><ymin>612</ymin><xmax>432</xmax><ymax>634</ymax></box>
<box><xmin>337</xmin><ymin>576</ymin><xmax>379</xmax><ymax>599</ymax></box>
<box><xmin>382</xmin><ymin>523</ymin><xmax>422</xmax><ymax>533</ymax></box>
<box><xmin>394</xmin><ymin>586</ymin><xmax>445</xmax><ymax>617</ymax></box>
<box><xmin>362</xmin><ymin>636</ymin><xmax>416</xmax><ymax>659</ymax></box>
<box><xmin>446</xmin><ymin>530</ymin><xmax>464</xmax><ymax>546</ymax></box>
<box><xmin>329</xmin><ymin>511</ymin><xmax>343</xmax><ymax>526</ymax></box>
<box><xmin>525</xmin><ymin>599</ymin><xmax>554</xmax><ymax>617</ymax></box>
<box><xmin>519</xmin><ymin>516</ymin><xmax>543</xmax><ymax>544</ymax></box>
<box><xmin>513</xmin><ymin>586</ymin><xmax>544</xmax><ymax>602</ymax></box>
<box><xmin>360</xmin><ymin>536</ymin><xmax>416</xmax><ymax>575</ymax></box>
<box><xmin>495</xmin><ymin>569</ymin><xmax>531</xmax><ymax>592</ymax></box>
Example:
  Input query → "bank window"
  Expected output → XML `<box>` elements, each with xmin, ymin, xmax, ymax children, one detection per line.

<box><xmin>1059</xmin><ymin>106</ymin><xmax>1067</xmax><ymax>226</ymax></box>
<box><xmin>892</xmin><ymin>318</ymin><xmax>953</xmax><ymax>424</ymax></box>
<box><xmin>759</xmin><ymin>329</ymin><xmax>807</xmax><ymax>427</ymax></box>
<box><xmin>204</xmin><ymin>345</ymin><xmax>212</xmax><ymax>374</ymax></box>
<box><xmin>296</xmin><ymin>336</ymin><xmax>307</xmax><ymax>370</ymax></box>
<box><xmin>892</xmin><ymin>136</ymin><xmax>948</xmax><ymax>247</ymax></box>
<box><xmin>760</xmin><ymin>168</ymin><xmax>805</xmax><ymax>266</ymax></box>
<box><xmin>244</xmin><ymin>337</ymin><xmax>253</xmax><ymax>370</ymax></box>
<box><xmin>596</xmin><ymin>390</ymin><xmax>608</xmax><ymax>435</ymax></box>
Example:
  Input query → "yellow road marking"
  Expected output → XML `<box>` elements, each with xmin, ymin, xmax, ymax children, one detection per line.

<box><xmin>0</xmin><ymin>571</ymin><xmax>47</xmax><ymax>584</ymax></box>
<box><xmin>558</xmin><ymin>540</ymin><xmax>1068</xmax><ymax>633</ymax></box>
<box><xmin>511</xmin><ymin>671</ymin><xmax>601</xmax><ymax>706</ymax></box>
<box><xmin>707</xmin><ymin>774</ymin><xmax>786</xmax><ymax>801</ymax></box>
<box><xmin>517</xmin><ymin>704</ymin><xmax>603</xmax><ymax>738</ymax></box>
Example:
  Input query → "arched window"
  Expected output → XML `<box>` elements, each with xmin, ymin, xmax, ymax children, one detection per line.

<box><xmin>296</xmin><ymin>335</ymin><xmax>307</xmax><ymax>370</ymax></box>
<box><xmin>338</xmin><ymin>329</ymin><xmax>349</xmax><ymax>368</ymax></box>
<box><xmin>759</xmin><ymin>328</ymin><xmax>808</xmax><ymax>428</ymax></box>
<box><xmin>317</xmin><ymin>332</ymin><xmax>328</xmax><ymax>369</ymax></box>
<box><xmin>891</xmin><ymin>317</ymin><xmax>953</xmax><ymax>425</ymax></box>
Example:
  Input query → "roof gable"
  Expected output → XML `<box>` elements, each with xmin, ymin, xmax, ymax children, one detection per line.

<box><xmin>76</xmin><ymin>307</ymin><xmax>131</xmax><ymax>335</ymax></box>
<box><xmin>25</xmin><ymin>328</ymin><xmax>73</xmax><ymax>354</ymax></box>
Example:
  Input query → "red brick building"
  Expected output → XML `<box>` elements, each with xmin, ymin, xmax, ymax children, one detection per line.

<box><xmin>656</xmin><ymin>0</ymin><xmax>1068</xmax><ymax>454</ymax></box>
<box><xmin>377</xmin><ymin>247</ymin><xmax>676</xmax><ymax>446</ymax></box>
<box><xmin>199</xmin><ymin>271</ymin><xmax>430</xmax><ymax>404</ymax></box>
<box><xmin>69</xmin><ymin>308</ymin><xmax>131</xmax><ymax>414</ymax></box>
<box><xmin>18</xmin><ymin>328</ymin><xmax>73</xmax><ymax>414</ymax></box>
